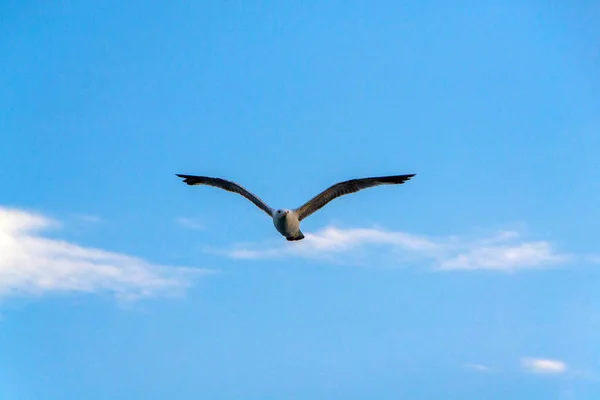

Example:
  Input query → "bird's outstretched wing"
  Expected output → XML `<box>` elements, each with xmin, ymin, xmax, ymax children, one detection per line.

<box><xmin>176</xmin><ymin>174</ymin><xmax>274</xmax><ymax>217</ymax></box>
<box><xmin>294</xmin><ymin>174</ymin><xmax>416</xmax><ymax>221</ymax></box>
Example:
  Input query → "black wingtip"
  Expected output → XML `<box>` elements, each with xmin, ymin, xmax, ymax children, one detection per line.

<box><xmin>176</xmin><ymin>174</ymin><xmax>197</xmax><ymax>185</ymax></box>
<box><xmin>404</xmin><ymin>174</ymin><xmax>416</xmax><ymax>182</ymax></box>
<box><xmin>381</xmin><ymin>174</ymin><xmax>417</xmax><ymax>184</ymax></box>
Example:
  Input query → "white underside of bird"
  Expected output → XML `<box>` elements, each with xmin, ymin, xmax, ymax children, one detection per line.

<box><xmin>271</xmin><ymin>209</ymin><xmax>304</xmax><ymax>241</ymax></box>
<box><xmin>176</xmin><ymin>173</ymin><xmax>416</xmax><ymax>241</ymax></box>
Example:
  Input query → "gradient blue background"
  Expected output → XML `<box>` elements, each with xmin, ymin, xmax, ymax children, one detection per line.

<box><xmin>1</xmin><ymin>1</ymin><xmax>599</xmax><ymax>398</ymax></box>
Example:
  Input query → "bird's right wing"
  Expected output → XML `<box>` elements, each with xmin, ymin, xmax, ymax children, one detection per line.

<box><xmin>176</xmin><ymin>174</ymin><xmax>274</xmax><ymax>217</ymax></box>
<box><xmin>294</xmin><ymin>174</ymin><xmax>416</xmax><ymax>221</ymax></box>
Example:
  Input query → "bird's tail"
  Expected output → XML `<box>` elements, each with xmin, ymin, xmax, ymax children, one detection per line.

<box><xmin>286</xmin><ymin>231</ymin><xmax>305</xmax><ymax>241</ymax></box>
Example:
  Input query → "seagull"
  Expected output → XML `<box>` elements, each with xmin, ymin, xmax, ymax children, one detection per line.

<box><xmin>176</xmin><ymin>173</ymin><xmax>416</xmax><ymax>241</ymax></box>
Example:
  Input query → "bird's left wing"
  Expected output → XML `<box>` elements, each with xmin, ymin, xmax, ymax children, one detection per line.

<box><xmin>176</xmin><ymin>174</ymin><xmax>274</xmax><ymax>217</ymax></box>
<box><xmin>294</xmin><ymin>174</ymin><xmax>416</xmax><ymax>221</ymax></box>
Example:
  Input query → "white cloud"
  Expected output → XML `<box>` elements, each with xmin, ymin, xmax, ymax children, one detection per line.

<box><xmin>465</xmin><ymin>363</ymin><xmax>491</xmax><ymax>372</ymax></box>
<box><xmin>439</xmin><ymin>242</ymin><xmax>567</xmax><ymax>271</ymax></box>
<box><xmin>175</xmin><ymin>217</ymin><xmax>206</xmax><ymax>230</ymax></box>
<box><xmin>223</xmin><ymin>227</ymin><xmax>440</xmax><ymax>261</ymax></box>
<box><xmin>521</xmin><ymin>358</ymin><xmax>568</xmax><ymax>374</ymax></box>
<box><xmin>0</xmin><ymin>207</ymin><xmax>214</xmax><ymax>301</ymax></box>
<box><xmin>217</xmin><ymin>225</ymin><xmax>568</xmax><ymax>271</ymax></box>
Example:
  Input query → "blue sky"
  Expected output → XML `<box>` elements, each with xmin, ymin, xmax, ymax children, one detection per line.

<box><xmin>1</xmin><ymin>1</ymin><xmax>599</xmax><ymax>398</ymax></box>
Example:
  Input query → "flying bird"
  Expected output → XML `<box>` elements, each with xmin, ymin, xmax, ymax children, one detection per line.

<box><xmin>176</xmin><ymin>173</ymin><xmax>416</xmax><ymax>241</ymax></box>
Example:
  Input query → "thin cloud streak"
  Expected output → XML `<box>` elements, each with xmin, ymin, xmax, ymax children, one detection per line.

<box><xmin>521</xmin><ymin>358</ymin><xmax>568</xmax><ymax>374</ymax></box>
<box><xmin>175</xmin><ymin>217</ymin><xmax>206</xmax><ymax>230</ymax></box>
<box><xmin>0</xmin><ymin>207</ymin><xmax>214</xmax><ymax>301</ymax></box>
<box><xmin>465</xmin><ymin>364</ymin><xmax>491</xmax><ymax>372</ymax></box>
<box><xmin>72</xmin><ymin>214</ymin><xmax>104</xmax><ymax>224</ymax></box>
<box><xmin>439</xmin><ymin>242</ymin><xmax>568</xmax><ymax>271</ymax></box>
<box><xmin>219</xmin><ymin>226</ymin><xmax>569</xmax><ymax>271</ymax></box>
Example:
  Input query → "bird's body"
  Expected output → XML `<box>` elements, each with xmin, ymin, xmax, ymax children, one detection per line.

<box><xmin>176</xmin><ymin>173</ymin><xmax>416</xmax><ymax>241</ymax></box>
<box><xmin>272</xmin><ymin>209</ymin><xmax>304</xmax><ymax>241</ymax></box>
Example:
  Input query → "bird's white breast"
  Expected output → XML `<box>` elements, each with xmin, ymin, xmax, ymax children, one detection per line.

<box><xmin>273</xmin><ymin>211</ymin><xmax>300</xmax><ymax>236</ymax></box>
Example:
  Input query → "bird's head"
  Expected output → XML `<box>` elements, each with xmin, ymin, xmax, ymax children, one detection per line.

<box><xmin>275</xmin><ymin>209</ymin><xmax>290</xmax><ymax>217</ymax></box>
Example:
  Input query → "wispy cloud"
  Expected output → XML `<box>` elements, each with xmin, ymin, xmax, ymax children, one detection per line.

<box><xmin>587</xmin><ymin>255</ymin><xmax>600</xmax><ymax>264</ymax></box>
<box><xmin>72</xmin><ymin>214</ymin><xmax>104</xmax><ymax>224</ymax></box>
<box><xmin>521</xmin><ymin>358</ymin><xmax>568</xmax><ymax>374</ymax></box>
<box><xmin>216</xmin><ymin>225</ymin><xmax>569</xmax><ymax>271</ymax></box>
<box><xmin>0</xmin><ymin>207</ymin><xmax>214</xmax><ymax>302</ymax></box>
<box><xmin>465</xmin><ymin>363</ymin><xmax>491</xmax><ymax>372</ymax></box>
<box><xmin>439</xmin><ymin>242</ymin><xmax>567</xmax><ymax>271</ymax></box>
<box><xmin>463</xmin><ymin>359</ymin><xmax>597</xmax><ymax>379</ymax></box>
<box><xmin>175</xmin><ymin>217</ymin><xmax>206</xmax><ymax>230</ymax></box>
<box><xmin>222</xmin><ymin>227</ymin><xmax>440</xmax><ymax>262</ymax></box>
